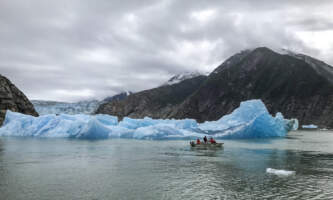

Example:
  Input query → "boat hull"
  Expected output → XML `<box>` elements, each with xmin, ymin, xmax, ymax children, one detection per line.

<box><xmin>190</xmin><ymin>142</ymin><xmax>223</xmax><ymax>148</ymax></box>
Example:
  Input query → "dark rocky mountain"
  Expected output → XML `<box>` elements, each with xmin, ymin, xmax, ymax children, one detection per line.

<box><xmin>0</xmin><ymin>74</ymin><xmax>38</xmax><ymax>125</ymax></box>
<box><xmin>96</xmin><ymin>47</ymin><xmax>333</xmax><ymax>128</ymax></box>
<box><xmin>95</xmin><ymin>75</ymin><xmax>207</xmax><ymax>119</ymax></box>
<box><xmin>171</xmin><ymin>47</ymin><xmax>333</xmax><ymax>128</ymax></box>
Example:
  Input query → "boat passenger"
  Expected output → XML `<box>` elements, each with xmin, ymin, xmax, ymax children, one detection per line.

<box><xmin>210</xmin><ymin>137</ymin><xmax>216</xmax><ymax>144</ymax></box>
<box><xmin>203</xmin><ymin>136</ymin><xmax>207</xmax><ymax>143</ymax></box>
<box><xmin>196</xmin><ymin>138</ymin><xmax>201</xmax><ymax>144</ymax></box>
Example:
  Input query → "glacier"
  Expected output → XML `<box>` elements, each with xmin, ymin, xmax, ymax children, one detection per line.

<box><xmin>0</xmin><ymin>99</ymin><xmax>298</xmax><ymax>140</ymax></box>
<box><xmin>32</xmin><ymin>92</ymin><xmax>132</xmax><ymax>115</ymax></box>
<box><xmin>32</xmin><ymin>100</ymin><xmax>101</xmax><ymax>115</ymax></box>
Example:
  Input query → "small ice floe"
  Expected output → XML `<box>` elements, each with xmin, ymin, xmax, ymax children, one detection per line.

<box><xmin>266</xmin><ymin>168</ymin><xmax>295</xmax><ymax>176</ymax></box>
<box><xmin>302</xmin><ymin>124</ymin><xmax>318</xmax><ymax>129</ymax></box>
<box><xmin>320</xmin><ymin>128</ymin><xmax>328</xmax><ymax>131</ymax></box>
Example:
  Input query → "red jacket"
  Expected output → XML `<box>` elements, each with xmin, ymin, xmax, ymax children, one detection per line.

<box><xmin>210</xmin><ymin>138</ymin><xmax>216</xmax><ymax>144</ymax></box>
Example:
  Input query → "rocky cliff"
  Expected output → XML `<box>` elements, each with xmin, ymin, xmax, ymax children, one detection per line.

<box><xmin>0</xmin><ymin>74</ymin><xmax>38</xmax><ymax>124</ymax></box>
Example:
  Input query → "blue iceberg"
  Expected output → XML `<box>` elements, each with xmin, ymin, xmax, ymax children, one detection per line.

<box><xmin>301</xmin><ymin>124</ymin><xmax>318</xmax><ymax>129</ymax></box>
<box><xmin>0</xmin><ymin>99</ymin><xmax>298</xmax><ymax>140</ymax></box>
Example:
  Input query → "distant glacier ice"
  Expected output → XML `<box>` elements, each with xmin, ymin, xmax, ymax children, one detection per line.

<box><xmin>32</xmin><ymin>100</ymin><xmax>100</xmax><ymax>115</ymax></box>
<box><xmin>0</xmin><ymin>99</ymin><xmax>298</xmax><ymax>140</ymax></box>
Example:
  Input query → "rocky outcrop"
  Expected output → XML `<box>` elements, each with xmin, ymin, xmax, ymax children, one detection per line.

<box><xmin>95</xmin><ymin>75</ymin><xmax>207</xmax><ymax>119</ymax></box>
<box><xmin>0</xmin><ymin>74</ymin><xmax>38</xmax><ymax>124</ymax></box>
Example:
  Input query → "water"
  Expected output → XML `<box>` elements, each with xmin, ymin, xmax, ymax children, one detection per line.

<box><xmin>1</xmin><ymin>131</ymin><xmax>333</xmax><ymax>200</ymax></box>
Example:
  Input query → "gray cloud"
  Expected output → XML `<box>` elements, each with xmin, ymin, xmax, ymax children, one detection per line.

<box><xmin>0</xmin><ymin>0</ymin><xmax>333</xmax><ymax>102</ymax></box>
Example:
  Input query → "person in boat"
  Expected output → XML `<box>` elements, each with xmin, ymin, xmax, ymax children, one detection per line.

<box><xmin>196</xmin><ymin>138</ymin><xmax>201</xmax><ymax>144</ymax></box>
<box><xmin>203</xmin><ymin>136</ymin><xmax>207</xmax><ymax>143</ymax></box>
<box><xmin>209</xmin><ymin>137</ymin><xmax>216</xmax><ymax>144</ymax></box>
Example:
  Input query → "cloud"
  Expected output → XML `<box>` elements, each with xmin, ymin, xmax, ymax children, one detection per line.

<box><xmin>0</xmin><ymin>0</ymin><xmax>332</xmax><ymax>102</ymax></box>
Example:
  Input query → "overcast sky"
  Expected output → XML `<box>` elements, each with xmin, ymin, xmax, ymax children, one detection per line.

<box><xmin>1</xmin><ymin>0</ymin><xmax>333</xmax><ymax>102</ymax></box>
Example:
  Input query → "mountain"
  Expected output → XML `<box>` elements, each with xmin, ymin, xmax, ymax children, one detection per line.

<box><xmin>32</xmin><ymin>92</ymin><xmax>132</xmax><ymax>115</ymax></box>
<box><xmin>95</xmin><ymin>47</ymin><xmax>333</xmax><ymax>128</ymax></box>
<box><xmin>0</xmin><ymin>74</ymin><xmax>38</xmax><ymax>125</ymax></box>
<box><xmin>171</xmin><ymin>47</ymin><xmax>333</xmax><ymax>128</ymax></box>
<box><xmin>95</xmin><ymin>75</ymin><xmax>208</xmax><ymax>119</ymax></box>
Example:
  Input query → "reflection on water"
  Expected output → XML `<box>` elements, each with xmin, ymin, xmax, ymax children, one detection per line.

<box><xmin>0</xmin><ymin>131</ymin><xmax>333</xmax><ymax>200</ymax></box>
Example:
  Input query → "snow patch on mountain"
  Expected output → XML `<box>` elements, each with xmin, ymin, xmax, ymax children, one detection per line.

<box><xmin>163</xmin><ymin>71</ymin><xmax>209</xmax><ymax>85</ymax></box>
<box><xmin>102</xmin><ymin>91</ymin><xmax>132</xmax><ymax>103</ymax></box>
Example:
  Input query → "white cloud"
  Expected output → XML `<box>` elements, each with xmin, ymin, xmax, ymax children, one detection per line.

<box><xmin>190</xmin><ymin>9</ymin><xmax>216</xmax><ymax>23</ymax></box>
<box><xmin>0</xmin><ymin>0</ymin><xmax>332</xmax><ymax>102</ymax></box>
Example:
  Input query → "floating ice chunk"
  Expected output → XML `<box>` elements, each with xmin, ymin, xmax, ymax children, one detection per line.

<box><xmin>288</xmin><ymin>118</ymin><xmax>299</xmax><ymax>131</ymax></box>
<box><xmin>302</xmin><ymin>124</ymin><xmax>318</xmax><ymax>129</ymax></box>
<box><xmin>0</xmin><ymin>99</ymin><xmax>297</xmax><ymax>140</ymax></box>
<box><xmin>266</xmin><ymin>168</ymin><xmax>295</xmax><ymax>176</ymax></box>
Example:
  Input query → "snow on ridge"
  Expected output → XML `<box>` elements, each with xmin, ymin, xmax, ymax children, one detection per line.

<box><xmin>272</xmin><ymin>48</ymin><xmax>299</xmax><ymax>56</ymax></box>
<box><xmin>163</xmin><ymin>71</ymin><xmax>209</xmax><ymax>86</ymax></box>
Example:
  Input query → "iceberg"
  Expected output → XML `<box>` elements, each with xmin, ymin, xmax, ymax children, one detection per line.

<box><xmin>266</xmin><ymin>168</ymin><xmax>295</xmax><ymax>176</ymax></box>
<box><xmin>0</xmin><ymin>99</ymin><xmax>297</xmax><ymax>140</ymax></box>
<box><xmin>198</xmin><ymin>100</ymin><xmax>298</xmax><ymax>138</ymax></box>
<box><xmin>302</xmin><ymin>124</ymin><xmax>318</xmax><ymax>129</ymax></box>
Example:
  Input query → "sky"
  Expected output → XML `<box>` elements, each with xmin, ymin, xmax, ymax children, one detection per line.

<box><xmin>1</xmin><ymin>0</ymin><xmax>333</xmax><ymax>102</ymax></box>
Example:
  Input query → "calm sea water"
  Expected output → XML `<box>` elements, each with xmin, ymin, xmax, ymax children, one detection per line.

<box><xmin>1</xmin><ymin>131</ymin><xmax>333</xmax><ymax>200</ymax></box>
